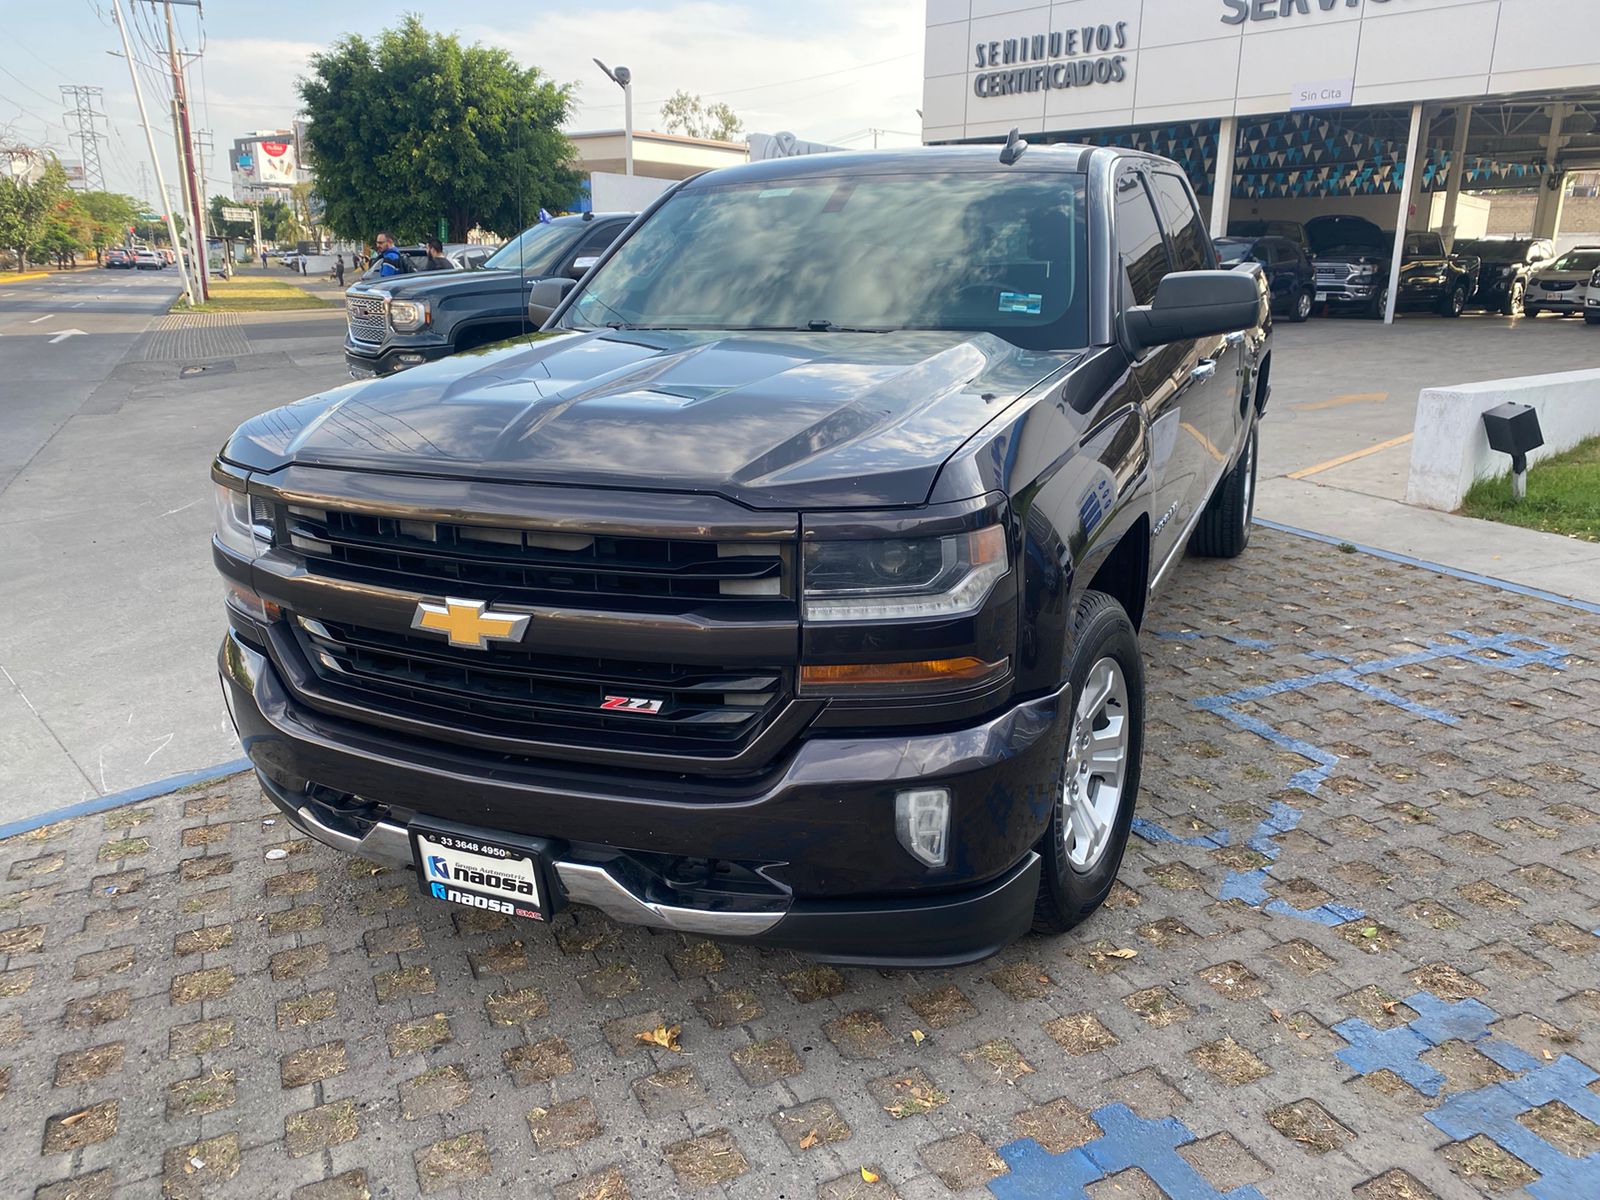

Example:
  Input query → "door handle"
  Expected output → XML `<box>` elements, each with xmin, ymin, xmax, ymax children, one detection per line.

<box><xmin>1191</xmin><ymin>360</ymin><xmax>1218</xmax><ymax>382</ymax></box>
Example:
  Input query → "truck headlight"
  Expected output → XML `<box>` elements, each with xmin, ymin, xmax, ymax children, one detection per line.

<box><xmin>213</xmin><ymin>482</ymin><xmax>273</xmax><ymax>558</ymax></box>
<box><xmin>803</xmin><ymin>524</ymin><xmax>1007</xmax><ymax>623</ymax></box>
<box><xmin>1352</xmin><ymin>266</ymin><xmax>1377</xmax><ymax>279</ymax></box>
<box><xmin>389</xmin><ymin>299</ymin><xmax>429</xmax><ymax>332</ymax></box>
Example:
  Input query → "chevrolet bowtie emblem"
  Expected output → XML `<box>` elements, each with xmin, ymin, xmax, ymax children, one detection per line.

<box><xmin>411</xmin><ymin>597</ymin><xmax>530</xmax><ymax>650</ymax></box>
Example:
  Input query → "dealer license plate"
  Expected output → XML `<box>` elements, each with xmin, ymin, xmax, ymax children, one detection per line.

<box><xmin>412</xmin><ymin>824</ymin><xmax>549</xmax><ymax>921</ymax></box>
<box><xmin>1315</xmin><ymin>291</ymin><xmax>1328</xmax><ymax>302</ymax></box>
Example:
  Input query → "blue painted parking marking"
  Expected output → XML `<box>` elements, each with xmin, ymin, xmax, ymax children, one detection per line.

<box><xmin>992</xmin><ymin>1103</ymin><xmax>1268</xmax><ymax>1200</ymax></box>
<box><xmin>1135</xmin><ymin>628</ymin><xmax>1569</xmax><ymax>926</ymax></box>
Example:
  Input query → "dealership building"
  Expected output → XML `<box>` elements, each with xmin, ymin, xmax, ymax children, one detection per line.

<box><xmin>922</xmin><ymin>0</ymin><xmax>1600</xmax><ymax>320</ymax></box>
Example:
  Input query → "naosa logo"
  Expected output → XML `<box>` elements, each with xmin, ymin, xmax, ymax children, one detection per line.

<box><xmin>426</xmin><ymin>855</ymin><xmax>449</xmax><ymax>880</ymax></box>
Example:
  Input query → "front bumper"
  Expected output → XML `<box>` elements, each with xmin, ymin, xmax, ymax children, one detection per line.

<box><xmin>220</xmin><ymin>631</ymin><xmax>1061</xmax><ymax>966</ymax></box>
<box><xmin>1528</xmin><ymin>291</ymin><xmax>1584</xmax><ymax>312</ymax></box>
<box><xmin>344</xmin><ymin>339</ymin><xmax>452</xmax><ymax>378</ymax></box>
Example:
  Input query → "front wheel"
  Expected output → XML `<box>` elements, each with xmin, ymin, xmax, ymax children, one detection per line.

<box><xmin>1506</xmin><ymin>281</ymin><xmax>1525</xmax><ymax>317</ymax></box>
<box><xmin>1585</xmin><ymin>312</ymin><xmax>1600</xmax><ymax>326</ymax></box>
<box><xmin>1439</xmin><ymin>283</ymin><xmax>1468</xmax><ymax>318</ymax></box>
<box><xmin>1289</xmin><ymin>289</ymin><xmax>1313</xmax><ymax>323</ymax></box>
<box><xmin>1367</xmin><ymin>282</ymin><xmax>1391</xmax><ymax>320</ymax></box>
<box><xmin>1033</xmin><ymin>592</ymin><xmax>1145</xmax><ymax>935</ymax></box>
<box><xmin>1190</xmin><ymin>421</ymin><xmax>1257</xmax><ymax>559</ymax></box>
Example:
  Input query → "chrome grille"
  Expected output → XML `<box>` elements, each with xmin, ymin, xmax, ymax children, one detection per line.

<box><xmin>278</xmin><ymin>505</ymin><xmax>792</xmax><ymax>610</ymax></box>
<box><xmin>1314</xmin><ymin>264</ymin><xmax>1349</xmax><ymax>286</ymax></box>
<box><xmin>346</xmin><ymin>294</ymin><xmax>387</xmax><ymax>343</ymax></box>
<box><xmin>1541</xmin><ymin>280</ymin><xmax>1577</xmax><ymax>292</ymax></box>
<box><xmin>291</xmin><ymin>615</ymin><xmax>788</xmax><ymax>756</ymax></box>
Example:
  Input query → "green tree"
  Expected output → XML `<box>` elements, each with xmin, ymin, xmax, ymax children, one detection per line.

<box><xmin>208</xmin><ymin>193</ymin><xmax>254</xmax><ymax>240</ymax></box>
<box><xmin>79</xmin><ymin>191</ymin><xmax>141</xmax><ymax>259</ymax></box>
<box><xmin>659</xmin><ymin>90</ymin><xmax>744</xmax><ymax>142</ymax></box>
<box><xmin>0</xmin><ymin>155</ymin><xmax>68</xmax><ymax>271</ymax></box>
<box><xmin>297</xmin><ymin>16</ymin><xmax>582</xmax><ymax>242</ymax></box>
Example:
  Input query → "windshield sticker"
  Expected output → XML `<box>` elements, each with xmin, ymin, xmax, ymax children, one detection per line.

<box><xmin>998</xmin><ymin>291</ymin><xmax>1043</xmax><ymax>315</ymax></box>
<box><xmin>757</xmin><ymin>187</ymin><xmax>794</xmax><ymax>198</ymax></box>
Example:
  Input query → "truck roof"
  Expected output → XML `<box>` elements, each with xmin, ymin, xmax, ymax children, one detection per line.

<box><xmin>684</xmin><ymin>143</ymin><xmax>1112</xmax><ymax>189</ymax></box>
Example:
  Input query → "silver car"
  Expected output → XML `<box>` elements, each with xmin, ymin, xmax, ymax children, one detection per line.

<box><xmin>1526</xmin><ymin>246</ymin><xmax>1600</xmax><ymax>316</ymax></box>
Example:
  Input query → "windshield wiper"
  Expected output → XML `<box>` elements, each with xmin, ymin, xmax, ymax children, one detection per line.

<box><xmin>802</xmin><ymin>319</ymin><xmax>896</xmax><ymax>332</ymax></box>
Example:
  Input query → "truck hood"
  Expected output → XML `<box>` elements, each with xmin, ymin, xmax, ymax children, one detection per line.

<box><xmin>346</xmin><ymin>268</ymin><xmax>521</xmax><ymax>301</ymax></box>
<box><xmin>223</xmin><ymin>328</ymin><xmax>1073</xmax><ymax>508</ymax></box>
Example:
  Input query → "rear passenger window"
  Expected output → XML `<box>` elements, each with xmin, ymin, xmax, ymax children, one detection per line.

<box><xmin>1149</xmin><ymin>173</ymin><xmax>1210</xmax><ymax>273</ymax></box>
<box><xmin>1116</xmin><ymin>173</ymin><xmax>1169</xmax><ymax>307</ymax></box>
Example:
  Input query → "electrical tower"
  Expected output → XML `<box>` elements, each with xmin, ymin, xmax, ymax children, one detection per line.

<box><xmin>60</xmin><ymin>85</ymin><xmax>108</xmax><ymax>191</ymax></box>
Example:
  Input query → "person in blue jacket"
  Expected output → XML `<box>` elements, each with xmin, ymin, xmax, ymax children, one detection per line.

<box><xmin>371</xmin><ymin>231</ymin><xmax>409</xmax><ymax>277</ymax></box>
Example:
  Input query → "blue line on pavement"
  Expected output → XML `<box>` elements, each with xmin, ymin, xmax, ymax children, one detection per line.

<box><xmin>1254</xmin><ymin>517</ymin><xmax>1600</xmax><ymax>616</ymax></box>
<box><xmin>0</xmin><ymin>757</ymin><xmax>251</xmax><ymax>842</ymax></box>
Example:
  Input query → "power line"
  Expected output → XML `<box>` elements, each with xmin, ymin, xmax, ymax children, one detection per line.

<box><xmin>579</xmin><ymin>52</ymin><xmax>920</xmax><ymax>112</ymax></box>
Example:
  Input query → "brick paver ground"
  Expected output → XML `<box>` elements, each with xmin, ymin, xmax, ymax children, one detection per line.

<box><xmin>3</xmin><ymin>528</ymin><xmax>1598</xmax><ymax>1199</ymax></box>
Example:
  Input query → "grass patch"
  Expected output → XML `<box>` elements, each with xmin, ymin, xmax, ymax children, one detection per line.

<box><xmin>1461</xmin><ymin>436</ymin><xmax>1600</xmax><ymax>542</ymax></box>
<box><xmin>171</xmin><ymin>275</ymin><xmax>332</xmax><ymax>313</ymax></box>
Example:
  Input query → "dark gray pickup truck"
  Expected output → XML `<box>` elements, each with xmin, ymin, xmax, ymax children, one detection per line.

<box><xmin>214</xmin><ymin>144</ymin><xmax>1270</xmax><ymax>965</ymax></box>
<box><xmin>342</xmin><ymin>214</ymin><xmax>633</xmax><ymax>377</ymax></box>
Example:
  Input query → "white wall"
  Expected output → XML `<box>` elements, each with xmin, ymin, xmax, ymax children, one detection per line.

<box><xmin>1406</xmin><ymin>369</ymin><xmax>1600</xmax><ymax>510</ymax></box>
<box><xmin>925</xmin><ymin>0</ymin><xmax>1600</xmax><ymax>144</ymax></box>
<box><xmin>589</xmin><ymin>172</ymin><xmax>674</xmax><ymax>214</ymax></box>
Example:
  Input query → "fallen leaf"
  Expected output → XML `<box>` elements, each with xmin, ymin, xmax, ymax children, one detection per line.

<box><xmin>1361</xmin><ymin>926</ymin><xmax>1379</xmax><ymax>939</ymax></box>
<box><xmin>1382</xmin><ymin>1000</ymin><xmax>1398</xmax><ymax>1014</ymax></box>
<box><xmin>861</xmin><ymin>1167</ymin><xmax>880</xmax><ymax>1184</ymax></box>
<box><xmin>1106</xmin><ymin>947</ymin><xmax>1138</xmax><ymax>960</ymax></box>
<box><xmin>1268</xmin><ymin>1008</ymin><xmax>1282</xmax><ymax>1023</ymax></box>
<box><xmin>59</xmin><ymin>1111</ymin><xmax>89</xmax><ymax>1127</ymax></box>
<box><xmin>799</xmin><ymin>1129</ymin><xmax>819</xmax><ymax>1150</ymax></box>
<box><xmin>634</xmin><ymin>1024</ymin><xmax>683</xmax><ymax>1052</ymax></box>
<box><xmin>1036</xmin><ymin>974</ymin><xmax>1050</xmax><ymax>984</ymax></box>
<box><xmin>910</xmin><ymin>1029</ymin><xmax>926</xmax><ymax>1045</ymax></box>
<box><xmin>1543</xmin><ymin>1049</ymin><xmax>1554</xmax><ymax>1061</ymax></box>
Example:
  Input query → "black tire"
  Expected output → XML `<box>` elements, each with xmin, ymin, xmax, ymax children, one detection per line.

<box><xmin>1190</xmin><ymin>420</ymin><xmax>1257</xmax><ymax>559</ymax></box>
<box><xmin>1585</xmin><ymin>313</ymin><xmax>1600</xmax><ymax>326</ymax></box>
<box><xmin>1288</xmin><ymin>288</ymin><xmax>1313</xmax><ymax>323</ymax></box>
<box><xmin>1506</xmin><ymin>281</ymin><xmax>1525</xmax><ymax>317</ymax></box>
<box><xmin>1366</xmin><ymin>282</ymin><xmax>1390</xmax><ymax>319</ymax></box>
<box><xmin>1439</xmin><ymin>282</ymin><xmax>1467</xmax><ymax>318</ymax></box>
<box><xmin>1033</xmin><ymin>591</ymin><xmax>1145</xmax><ymax>935</ymax></box>
<box><xmin>1525</xmin><ymin>306</ymin><xmax>1543</xmax><ymax>318</ymax></box>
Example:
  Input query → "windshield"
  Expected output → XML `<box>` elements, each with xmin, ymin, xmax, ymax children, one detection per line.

<box><xmin>1455</xmin><ymin>239</ymin><xmax>1526</xmax><ymax>260</ymax></box>
<box><xmin>483</xmin><ymin>222</ymin><xmax>587</xmax><ymax>274</ymax></box>
<box><xmin>565</xmin><ymin>170</ymin><xmax>1089</xmax><ymax>351</ymax></box>
<box><xmin>1308</xmin><ymin>219</ymin><xmax>1385</xmax><ymax>255</ymax></box>
<box><xmin>1548</xmin><ymin>249</ymin><xmax>1600</xmax><ymax>272</ymax></box>
<box><xmin>1214</xmin><ymin>238</ymin><xmax>1254</xmax><ymax>264</ymax></box>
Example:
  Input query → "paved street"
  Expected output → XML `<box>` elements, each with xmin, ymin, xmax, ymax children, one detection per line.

<box><xmin>0</xmin><ymin>269</ymin><xmax>347</xmax><ymax>826</ymax></box>
<box><xmin>1</xmin><ymin>528</ymin><xmax>1596</xmax><ymax>1200</ymax></box>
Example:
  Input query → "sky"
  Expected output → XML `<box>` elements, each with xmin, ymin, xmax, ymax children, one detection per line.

<box><xmin>0</xmin><ymin>0</ymin><xmax>926</xmax><ymax>210</ymax></box>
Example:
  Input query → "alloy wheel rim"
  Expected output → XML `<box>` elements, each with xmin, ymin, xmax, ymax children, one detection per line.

<box><xmin>1297</xmin><ymin>292</ymin><xmax>1311</xmax><ymax>319</ymax></box>
<box><xmin>1453</xmin><ymin>287</ymin><xmax>1466</xmax><ymax>315</ymax></box>
<box><xmin>1059</xmin><ymin>657</ymin><xmax>1131</xmax><ymax>872</ymax></box>
<box><xmin>1511</xmin><ymin>283</ymin><xmax>1524</xmax><ymax>315</ymax></box>
<box><xmin>1241</xmin><ymin>427</ymin><xmax>1256</xmax><ymax>527</ymax></box>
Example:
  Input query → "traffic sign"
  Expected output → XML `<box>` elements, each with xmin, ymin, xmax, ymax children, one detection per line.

<box><xmin>220</xmin><ymin>207</ymin><xmax>252</xmax><ymax>223</ymax></box>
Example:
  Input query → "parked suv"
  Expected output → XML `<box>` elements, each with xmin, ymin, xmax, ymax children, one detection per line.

<box><xmin>213</xmin><ymin>146</ymin><xmax>1270</xmax><ymax>965</ymax></box>
<box><xmin>1215</xmin><ymin>234</ymin><xmax>1315</xmax><ymax>321</ymax></box>
<box><xmin>1309</xmin><ymin>217</ymin><xmax>1480</xmax><ymax>318</ymax></box>
<box><xmin>1526</xmin><ymin>246</ymin><xmax>1600</xmax><ymax>317</ymax></box>
<box><xmin>1453</xmin><ymin>237</ymin><xmax>1554</xmax><ymax>316</ymax></box>
<box><xmin>343</xmin><ymin>215</ymin><xmax>633</xmax><ymax>377</ymax></box>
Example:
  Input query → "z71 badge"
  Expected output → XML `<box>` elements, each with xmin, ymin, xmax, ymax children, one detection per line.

<box><xmin>600</xmin><ymin>695</ymin><xmax>663</xmax><ymax>713</ymax></box>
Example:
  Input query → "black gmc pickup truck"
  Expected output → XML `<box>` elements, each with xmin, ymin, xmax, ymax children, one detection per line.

<box><xmin>342</xmin><ymin>214</ymin><xmax>633</xmax><ymax>377</ymax></box>
<box><xmin>213</xmin><ymin>145</ymin><xmax>1270</xmax><ymax>966</ymax></box>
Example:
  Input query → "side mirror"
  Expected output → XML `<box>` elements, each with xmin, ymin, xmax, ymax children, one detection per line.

<box><xmin>568</xmin><ymin>255</ymin><xmax>600</xmax><ymax>280</ymax></box>
<box><xmin>1123</xmin><ymin>270</ymin><xmax>1264</xmax><ymax>354</ymax></box>
<box><xmin>528</xmin><ymin>277</ymin><xmax>576</xmax><ymax>325</ymax></box>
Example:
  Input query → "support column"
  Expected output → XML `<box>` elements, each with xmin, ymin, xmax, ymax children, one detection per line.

<box><xmin>1532</xmin><ymin>104</ymin><xmax>1569</xmax><ymax>239</ymax></box>
<box><xmin>1208</xmin><ymin>115</ymin><xmax>1238</xmax><ymax>239</ymax></box>
<box><xmin>1439</xmin><ymin>103</ymin><xmax>1472</xmax><ymax>249</ymax></box>
<box><xmin>1384</xmin><ymin>102</ymin><xmax>1426</xmax><ymax>326</ymax></box>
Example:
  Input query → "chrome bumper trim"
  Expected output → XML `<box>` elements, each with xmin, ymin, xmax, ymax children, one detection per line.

<box><xmin>287</xmin><ymin>803</ymin><xmax>787</xmax><ymax>936</ymax></box>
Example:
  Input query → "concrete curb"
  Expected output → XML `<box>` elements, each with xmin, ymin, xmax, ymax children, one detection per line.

<box><xmin>0</xmin><ymin>757</ymin><xmax>251</xmax><ymax>842</ymax></box>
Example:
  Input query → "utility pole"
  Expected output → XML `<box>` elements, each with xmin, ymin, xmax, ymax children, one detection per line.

<box><xmin>59</xmin><ymin>86</ymin><xmax>108</xmax><ymax>191</ymax></box>
<box><xmin>109</xmin><ymin>0</ymin><xmax>194</xmax><ymax>306</ymax></box>
<box><xmin>141</xmin><ymin>0</ymin><xmax>208</xmax><ymax>300</ymax></box>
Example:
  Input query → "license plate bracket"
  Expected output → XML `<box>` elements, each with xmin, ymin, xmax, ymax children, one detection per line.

<box><xmin>410</xmin><ymin>819</ymin><xmax>553</xmax><ymax>923</ymax></box>
<box><xmin>1315</xmin><ymin>291</ymin><xmax>1328</xmax><ymax>302</ymax></box>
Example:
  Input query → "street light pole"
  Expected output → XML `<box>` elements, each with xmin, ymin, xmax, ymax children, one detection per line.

<box><xmin>109</xmin><ymin>0</ymin><xmax>194</xmax><ymax>306</ymax></box>
<box><xmin>593</xmin><ymin>59</ymin><xmax>634</xmax><ymax>177</ymax></box>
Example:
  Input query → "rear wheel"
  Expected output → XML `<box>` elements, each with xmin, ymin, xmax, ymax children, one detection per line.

<box><xmin>1439</xmin><ymin>282</ymin><xmax>1468</xmax><ymax>318</ymax></box>
<box><xmin>1190</xmin><ymin>421</ymin><xmax>1257</xmax><ymax>559</ymax></box>
<box><xmin>1033</xmin><ymin>592</ymin><xmax>1145</xmax><ymax>935</ymax></box>
<box><xmin>1289</xmin><ymin>289</ymin><xmax>1313</xmax><ymax>323</ymax></box>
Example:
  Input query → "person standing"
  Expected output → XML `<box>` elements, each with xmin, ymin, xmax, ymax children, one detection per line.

<box><xmin>370</xmin><ymin>231</ymin><xmax>411</xmax><ymax>277</ymax></box>
<box><xmin>334</xmin><ymin>254</ymin><xmax>346</xmax><ymax>287</ymax></box>
<box><xmin>424</xmin><ymin>237</ymin><xmax>453</xmax><ymax>271</ymax></box>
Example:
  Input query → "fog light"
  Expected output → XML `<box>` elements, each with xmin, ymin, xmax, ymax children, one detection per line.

<box><xmin>895</xmin><ymin>788</ymin><xmax>950</xmax><ymax>868</ymax></box>
<box><xmin>223</xmin><ymin>580</ymin><xmax>280</xmax><ymax>623</ymax></box>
